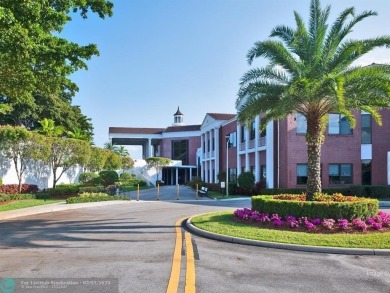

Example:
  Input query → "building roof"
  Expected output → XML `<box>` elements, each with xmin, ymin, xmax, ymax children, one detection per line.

<box><xmin>164</xmin><ymin>124</ymin><xmax>201</xmax><ymax>133</ymax></box>
<box><xmin>174</xmin><ymin>106</ymin><xmax>183</xmax><ymax>116</ymax></box>
<box><xmin>109</xmin><ymin>127</ymin><xmax>165</xmax><ymax>134</ymax></box>
<box><xmin>207</xmin><ymin>113</ymin><xmax>236</xmax><ymax>120</ymax></box>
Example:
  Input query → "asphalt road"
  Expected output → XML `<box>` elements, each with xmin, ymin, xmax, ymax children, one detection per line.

<box><xmin>0</xmin><ymin>187</ymin><xmax>389</xmax><ymax>293</ymax></box>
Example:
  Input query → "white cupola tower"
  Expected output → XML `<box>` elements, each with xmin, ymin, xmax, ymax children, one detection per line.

<box><xmin>173</xmin><ymin>106</ymin><xmax>184</xmax><ymax>126</ymax></box>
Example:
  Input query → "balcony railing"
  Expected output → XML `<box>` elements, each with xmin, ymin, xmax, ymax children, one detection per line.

<box><xmin>249</xmin><ymin>140</ymin><xmax>255</xmax><ymax>149</ymax></box>
<box><xmin>239</xmin><ymin>142</ymin><xmax>245</xmax><ymax>151</ymax></box>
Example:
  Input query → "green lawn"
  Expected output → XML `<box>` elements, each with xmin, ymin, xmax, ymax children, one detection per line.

<box><xmin>191</xmin><ymin>211</ymin><xmax>390</xmax><ymax>249</ymax></box>
<box><xmin>0</xmin><ymin>199</ymin><xmax>63</xmax><ymax>212</ymax></box>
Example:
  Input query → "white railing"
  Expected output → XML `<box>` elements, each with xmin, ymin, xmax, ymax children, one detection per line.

<box><xmin>249</xmin><ymin>140</ymin><xmax>255</xmax><ymax>149</ymax></box>
<box><xmin>239</xmin><ymin>142</ymin><xmax>246</xmax><ymax>151</ymax></box>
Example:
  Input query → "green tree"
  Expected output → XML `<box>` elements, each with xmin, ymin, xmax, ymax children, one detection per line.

<box><xmin>0</xmin><ymin>94</ymin><xmax>94</xmax><ymax>138</ymax></box>
<box><xmin>103</xmin><ymin>150</ymin><xmax>122</xmax><ymax>171</ymax></box>
<box><xmin>0</xmin><ymin>0</ymin><xmax>113</xmax><ymax>100</ymax></box>
<box><xmin>86</xmin><ymin>146</ymin><xmax>108</xmax><ymax>172</ymax></box>
<box><xmin>236</xmin><ymin>0</ymin><xmax>390</xmax><ymax>199</ymax></box>
<box><xmin>121</xmin><ymin>156</ymin><xmax>134</xmax><ymax>173</ymax></box>
<box><xmin>116</xmin><ymin>146</ymin><xmax>130</xmax><ymax>157</ymax></box>
<box><xmin>104</xmin><ymin>142</ymin><xmax>118</xmax><ymax>151</ymax></box>
<box><xmin>0</xmin><ymin>126</ymin><xmax>49</xmax><ymax>192</ymax></box>
<box><xmin>46</xmin><ymin>137</ymin><xmax>91</xmax><ymax>188</ymax></box>
<box><xmin>145</xmin><ymin>157</ymin><xmax>171</xmax><ymax>182</ymax></box>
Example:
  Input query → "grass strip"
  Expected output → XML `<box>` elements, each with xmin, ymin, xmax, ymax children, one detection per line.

<box><xmin>0</xmin><ymin>199</ymin><xmax>63</xmax><ymax>212</ymax></box>
<box><xmin>191</xmin><ymin>211</ymin><xmax>390</xmax><ymax>249</ymax></box>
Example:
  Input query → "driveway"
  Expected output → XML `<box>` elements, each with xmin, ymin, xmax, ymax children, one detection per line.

<box><xmin>0</xmin><ymin>198</ymin><xmax>389</xmax><ymax>293</ymax></box>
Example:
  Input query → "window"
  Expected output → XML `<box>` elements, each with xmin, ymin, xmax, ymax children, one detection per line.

<box><xmin>329</xmin><ymin>164</ymin><xmax>352</xmax><ymax>184</ymax></box>
<box><xmin>228</xmin><ymin>168</ymin><xmax>237</xmax><ymax>182</ymax></box>
<box><xmin>328</xmin><ymin>114</ymin><xmax>352</xmax><ymax>135</ymax></box>
<box><xmin>296</xmin><ymin>113</ymin><xmax>307</xmax><ymax>134</ymax></box>
<box><xmin>203</xmin><ymin>140</ymin><xmax>205</xmax><ymax>153</ymax></box>
<box><xmin>172</xmin><ymin>140</ymin><xmax>188</xmax><ymax>165</ymax></box>
<box><xmin>212</xmin><ymin>138</ymin><xmax>215</xmax><ymax>151</ymax></box>
<box><xmin>297</xmin><ymin>164</ymin><xmax>308</xmax><ymax>185</ymax></box>
<box><xmin>250</xmin><ymin>166</ymin><xmax>255</xmax><ymax>174</ymax></box>
<box><xmin>260</xmin><ymin>165</ymin><xmax>266</xmax><ymax>181</ymax></box>
<box><xmin>361</xmin><ymin>114</ymin><xmax>372</xmax><ymax>144</ymax></box>
<box><xmin>228</xmin><ymin>132</ymin><xmax>237</xmax><ymax>148</ymax></box>
<box><xmin>361</xmin><ymin>160</ymin><xmax>372</xmax><ymax>185</ymax></box>
<box><xmin>240</xmin><ymin>125</ymin><xmax>246</xmax><ymax>143</ymax></box>
<box><xmin>250</xmin><ymin>121</ymin><xmax>256</xmax><ymax>140</ymax></box>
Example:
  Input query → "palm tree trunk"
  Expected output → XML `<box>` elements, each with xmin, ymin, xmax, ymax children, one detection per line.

<box><xmin>306</xmin><ymin>115</ymin><xmax>324</xmax><ymax>200</ymax></box>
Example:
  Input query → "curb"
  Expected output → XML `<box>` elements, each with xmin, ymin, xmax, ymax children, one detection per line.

<box><xmin>186</xmin><ymin>216</ymin><xmax>390</xmax><ymax>256</ymax></box>
<box><xmin>0</xmin><ymin>201</ymin><xmax>131</xmax><ymax>221</ymax></box>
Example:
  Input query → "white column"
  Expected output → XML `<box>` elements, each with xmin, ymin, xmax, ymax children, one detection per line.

<box><xmin>255</xmin><ymin>116</ymin><xmax>260</xmax><ymax>182</ymax></box>
<box><xmin>175</xmin><ymin>168</ymin><xmax>179</xmax><ymax>185</ymax></box>
<box><xmin>204</xmin><ymin>160</ymin><xmax>208</xmax><ymax>183</ymax></box>
<box><xmin>237</xmin><ymin>123</ymin><xmax>241</xmax><ymax>176</ymax></box>
<box><xmin>214</xmin><ymin>127</ymin><xmax>219</xmax><ymax>183</ymax></box>
<box><xmin>147</xmin><ymin>139</ymin><xmax>152</xmax><ymax>158</ymax></box>
<box><xmin>245</xmin><ymin>127</ymin><xmax>249</xmax><ymax>171</ymax></box>
<box><xmin>266</xmin><ymin>121</ymin><xmax>274</xmax><ymax>188</ymax></box>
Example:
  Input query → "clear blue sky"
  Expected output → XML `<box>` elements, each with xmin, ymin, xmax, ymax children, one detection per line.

<box><xmin>62</xmin><ymin>0</ymin><xmax>390</xmax><ymax>158</ymax></box>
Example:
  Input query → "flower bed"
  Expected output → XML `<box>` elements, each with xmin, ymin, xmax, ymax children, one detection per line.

<box><xmin>234</xmin><ymin>208</ymin><xmax>390</xmax><ymax>233</ymax></box>
<box><xmin>252</xmin><ymin>194</ymin><xmax>379</xmax><ymax>220</ymax></box>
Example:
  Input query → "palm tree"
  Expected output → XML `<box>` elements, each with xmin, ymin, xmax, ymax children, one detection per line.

<box><xmin>115</xmin><ymin>145</ymin><xmax>130</xmax><ymax>158</ymax></box>
<box><xmin>103</xmin><ymin>142</ymin><xmax>118</xmax><ymax>152</ymax></box>
<box><xmin>236</xmin><ymin>0</ymin><xmax>390</xmax><ymax>199</ymax></box>
<box><xmin>37</xmin><ymin>118</ymin><xmax>64</xmax><ymax>137</ymax></box>
<box><xmin>66</xmin><ymin>127</ymin><xmax>92</xmax><ymax>142</ymax></box>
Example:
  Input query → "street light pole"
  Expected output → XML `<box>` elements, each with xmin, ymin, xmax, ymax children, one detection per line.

<box><xmin>226</xmin><ymin>135</ymin><xmax>230</xmax><ymax>196</ymax></box>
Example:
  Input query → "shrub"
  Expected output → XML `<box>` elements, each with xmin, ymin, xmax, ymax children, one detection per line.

<box><xmin>99</xmin><ymin>170</ymin><xmax>119</xmax><ymax>186</ymax></box>
<box><xmin>0</xmin><ymin>193</ymin><xmax>37</xmax><ymax>202</ymax></box>
<box><xmin>79</xmin><ymin>186</ymin><xmax>106</xmax><ymax>194</ymax></box>
<box><xmin>106</xmin><ymin>185</ymin><xmax>118</xmax><ymax>195</ymax></box>
<box><xmin>80</xmin><ymin>192</ymin><xmax>108</xmax><ymax>197</ymax></box>
<box><xmin>237</xmin><ymin>172</ymin><xmax>255</xmax><ymax>191</ymax></box>
<box><xmin>0</xmin><ymin>178</ymin><xmax>2</xmax><ymax>186</ymax></box>
<box><xmin>260</xmin><ymin>188</ymin><xmax>306</xmax><ymax>195</ymax></box>
<box><xmin>349</xmin><ymin>185</ymin><xmax>390</xmax><ymax>198</ymax></box>
<box><xmin>138</xmin><ymin>180</ymin><xmax>147</xmax><ymax>187</ymax></box>
<box><xmin>228</xmin><ymin>183</ymin><xmax>238</xmax><ymax>195</ymax></box>
<box><xmin>321</xmin><ymin>187</ymin><xmax>351</xmax><ymax>195</ymax></box>
<box><xmin>186</xmin><ymin>177</ymin><xmax>205</xmax><ymax>189</ymax></box>
<box><xmin>46</xmin><ymin>185</ymin><xmax>79</xmax><ymax>197</ymax></box>
<box><xmin>79</xmin><ymin>172</ymin><xmax>100</xmax><ymax>185</ymax></box>
<box><xmin>252</xmin><ymin>195</ymin><xmax>379</xmax><ymax>220</ymax></box>
<box><xmin>0</xmin><ymin>184</ymin><xmax>39</xmax><ymax>194</ymax></box>
<box><xmin>119</xmin><ymin>173</ymin><xmax>132</xmax><ymax>180</ymax></box>
<box><xmin>66</xmin><ymin>194</ymin><xmax>129</xmax><ymax>204</ymax></box>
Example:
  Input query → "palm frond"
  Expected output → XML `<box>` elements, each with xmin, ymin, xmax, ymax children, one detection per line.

<box><xmin>246</xmin><ymin>40</ymin><xmax>301</xmax><ymax>75</ymax></box>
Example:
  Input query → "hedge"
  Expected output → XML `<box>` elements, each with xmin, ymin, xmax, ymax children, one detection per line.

<box><xmin>66</xmin><ymin>195</ymin><xmax>129</xmax><ymax>204</ymax></box>
<box><xmin>79</xmin><ymin>186</ymin><xmax>106</xmax><ymax>194</ymax></box>
<box><xmin>0</xmin><ymin>193</ymin><xmax>37</xmax><ymax>202</ymax></box>
<box><xmin>46</xmin><ymin>185</ymin><xmax>80</xmax><ymax>197</ymax></box>
<box><xmin>260</xmin><ymin>188</ymin><xmax>306</xmax><ymax>195</ymax></box>
<box><xmin>252</xmin><ymin>195</ymin><xmax>379</xmax><ymax>220</ymax></box>
<box><xmin>350</xmin><ymin>185</ymin><xmax>390</xmax><ymax>198</ymax></box>
<box><xmin>0</xmin><ymin>184</ymin><xmax>39</xmax><ymax>194</ymax></box>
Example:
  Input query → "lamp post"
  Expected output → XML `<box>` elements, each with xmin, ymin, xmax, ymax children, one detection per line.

<box><xmin>226</xmin><ymin>135</ymin><xmax>230</xmax><ymax>196</ymax></box>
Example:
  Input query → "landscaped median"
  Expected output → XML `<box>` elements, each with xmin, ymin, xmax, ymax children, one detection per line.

<box><xmin>188</xmin><ymin>194</ymin><xmax>390</xmax><ymax>254</ymax></box>
<box><xmin>189</xmin><ymin>211</ymin><xmax>390</xmax><ymax>253</ymax></box>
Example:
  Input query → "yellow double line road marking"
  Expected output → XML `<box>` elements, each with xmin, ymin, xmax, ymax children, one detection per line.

<box><xmin>166</xmin><ymin>218</ymin><xmax>196</xmax><ymax>293</ymax></box>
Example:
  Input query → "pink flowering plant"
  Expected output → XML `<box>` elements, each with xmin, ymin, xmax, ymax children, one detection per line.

<box><xmin>233</xmin><ymin>208</ymin><xmax>390</xmax><ymax>233</ymax></box>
